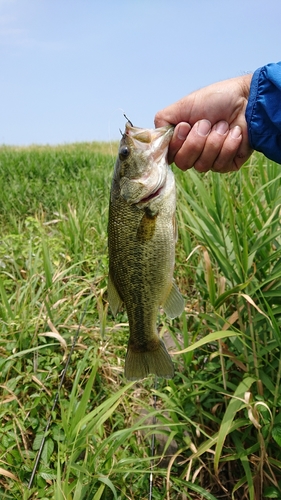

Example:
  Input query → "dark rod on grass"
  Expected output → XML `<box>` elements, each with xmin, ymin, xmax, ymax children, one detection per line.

<box><xmin>28</xmin><ymin>298</ymin><xmax>91</xmax><ymax>489</ymax></box>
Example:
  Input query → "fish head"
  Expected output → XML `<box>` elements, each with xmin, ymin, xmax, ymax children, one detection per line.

<box><xmin>112</xmin><ymin>122</ymin><xmax>174</xmax><ymax>205</ymax></box>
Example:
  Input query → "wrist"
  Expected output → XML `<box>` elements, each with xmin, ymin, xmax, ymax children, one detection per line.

<box><xmin>239</xmin><ymin>73</ymin><xmax>253</xmax><ymax>100</ymax></box>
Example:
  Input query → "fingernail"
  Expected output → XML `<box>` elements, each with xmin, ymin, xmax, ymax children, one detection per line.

<box><xmin>230</xmin><ymin>126</ymin><xmax>242</xmax><ymax>139</ymax></box>
<box><xmin>214</xmin><ymin>120</ymin><xmax>228</xmax><ymax>135</ymax></box>
<box><xmin>177</xmin><ymin>125</ymin><xmax>187</xmax><ymax>141</ymax></box>
<box><xmin>197</xmin><ymin>119</ymin><xmax>211</xmax><ymax>137</ymax></box>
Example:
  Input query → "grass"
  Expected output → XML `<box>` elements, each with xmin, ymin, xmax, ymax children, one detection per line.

<box><xmin>0</xmin><ymin>142</ymin><xmax>281</xmax><ymax>499</ymax></box>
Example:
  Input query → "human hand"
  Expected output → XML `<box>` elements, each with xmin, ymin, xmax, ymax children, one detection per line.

<box><xmin>154</xmin><ymin>74</ymin><xmax>253</xmax><ymax>173</ymax></box>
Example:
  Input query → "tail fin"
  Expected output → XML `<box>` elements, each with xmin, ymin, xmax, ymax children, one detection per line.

<box><xmin>124</xmin><ymin>339</ymin><xmax>174</xmax><ymax>381</ymax></box>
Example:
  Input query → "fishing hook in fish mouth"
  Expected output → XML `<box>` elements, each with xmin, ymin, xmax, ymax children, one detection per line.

<box><xmin>123</xmin><ymin>113</ymin><xmax>133</xmax><ymax>127</ymax></box>
<box><xmin>120</xmin><ymin>114</ymin><xmax>133</xmax><ymax>138</ymax></box>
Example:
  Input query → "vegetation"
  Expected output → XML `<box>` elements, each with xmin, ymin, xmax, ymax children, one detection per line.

<box><xmin>0</xmin><ymin>142</ymin><xmax>281</xmax><ymax>499</ymax></box>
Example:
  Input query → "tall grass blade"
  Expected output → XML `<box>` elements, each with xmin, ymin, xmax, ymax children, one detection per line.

<box><xmin>173</xmin><ymin>330</ymin><xmax>239</xmax><ymax>355</ymax></box>
<box><xmin>0</xmin><ymin>274</ymin><xmax>14</xmax><ymax>320</ymax></box>
<box><xmin>214</xmin><ymin>376</ymin><xmax>256</xmax><ymax>474</ymax></box>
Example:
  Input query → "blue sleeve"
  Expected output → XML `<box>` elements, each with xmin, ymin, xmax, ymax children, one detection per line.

<box><xmin>245</xmin><ymin>62</ymin><xmax>281</xmax><ymax>164</ymax></box>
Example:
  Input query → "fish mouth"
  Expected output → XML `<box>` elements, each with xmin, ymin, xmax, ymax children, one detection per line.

<box><xmin>120</xmin><ymin>122</ymin><xmax>173</xmax><ymax>206</ymax></box>
<box><xmin>125</xmin><ymin>122</ymin><xmax>174</xmax><ymax>159</ymax></box>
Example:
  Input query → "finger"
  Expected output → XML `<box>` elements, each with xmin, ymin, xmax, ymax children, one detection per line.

<box><xmin>173</xmin><ymin>120</ymin><xmax>212</xmax><ymax>171</ymax></box>
<box><xmin>210</xmin><ymin>126</ymin><xmax>244</xmax><ymax>173</ymax></box>
<box><xmin>154</xmin><ymin>111</ymin><xmax>170</xmax><ymax>127</ymax></box>
<box><xmin>154</xmin><ymin>98</ymin><xmax>192</xmax><ymax>128</ymax></box>
<box><xmin>193</xmin><ymin>121</ymin><xmax>229</xmax><ymax>173</ymax></box>
<box><xmin>167</xmin><ymin>122</ymin><xmax>191</xmax><ymax>164</ymax></box>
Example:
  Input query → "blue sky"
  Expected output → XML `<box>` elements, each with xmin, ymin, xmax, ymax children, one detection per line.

<box><xmin>1</xmin><ymin>0</ymin><xmax>281</xmax><ymax>145</ymax></box>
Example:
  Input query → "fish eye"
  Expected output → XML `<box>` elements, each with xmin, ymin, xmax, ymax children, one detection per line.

<box><xmin>119</xmin><ymin>146</ymin><xmax>130</xmax><ymax>160</ymax></box>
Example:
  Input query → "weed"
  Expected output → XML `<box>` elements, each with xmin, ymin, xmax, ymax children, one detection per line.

<box><xmin>0</xmin><ymin>144</ymin><xmax>281</xmax><ymax>499</ymax></box>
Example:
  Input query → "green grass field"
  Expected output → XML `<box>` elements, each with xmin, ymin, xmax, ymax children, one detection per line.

<box><xmin>1</xmin><ymin>143</ymin><xmax>281</xmax><ymax>500</ymax></box>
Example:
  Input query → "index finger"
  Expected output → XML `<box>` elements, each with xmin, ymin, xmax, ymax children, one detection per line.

<box><xmin>167</xmin><ymin>122</ymin><xmax>191</xmax><ymax>164</ymax></box>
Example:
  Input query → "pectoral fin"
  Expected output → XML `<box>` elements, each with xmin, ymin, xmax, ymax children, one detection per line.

<box><xmin>163</xmin><ymin>280</ymin><xmax>185</xmax><ymax>319</ymax></box>
<box><xmin>107</xmin><ymin>273</ymin><xmax>123</xmax><ymax>316</ymax></box>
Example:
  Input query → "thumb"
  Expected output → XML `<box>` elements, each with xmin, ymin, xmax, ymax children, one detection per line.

<box><xmin>154</xmin><ymin>97</ymin><xmax>194</xmax><ymax>128</ymax></box>
<box><xmin>154</xmin><ymin>110</ymin><xmax>171</xmax><ymax>128</ymax></box>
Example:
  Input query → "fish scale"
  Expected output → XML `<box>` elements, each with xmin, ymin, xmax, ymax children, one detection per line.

<box><xmin>108</xmin><ymin>122</ymin><xmax>184</xmax><ymax>380</ymax></box>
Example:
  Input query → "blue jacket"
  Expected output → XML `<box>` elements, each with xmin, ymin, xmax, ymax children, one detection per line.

<box><xmin>246</xmin><ymin>62</ymin><xmax>281</xmax><ymax>164</ymax></box>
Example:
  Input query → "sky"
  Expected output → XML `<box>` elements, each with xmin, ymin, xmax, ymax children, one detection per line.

<box><xmin>0</xmin><ymin>0</ymin><xmax>281</xmax><ymax>146</ymax></box>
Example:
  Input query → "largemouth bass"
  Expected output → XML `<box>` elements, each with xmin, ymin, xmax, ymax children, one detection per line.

<box><xmin>108</xmin><ymin>121</ymin><xmax>184</xmax><ymax>380</ymax></box>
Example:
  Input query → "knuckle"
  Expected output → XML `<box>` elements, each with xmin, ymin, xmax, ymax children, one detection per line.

<box><xmin>212</xmin><ymin>158</ymin><xmax>228</xmax><ymax>171</ymax></box>
<box><xmin>193</xmin><ymin>159</ymin><xmax>210</xmax><ymax>172</ymax></box>
<box><xmin>175</xmin><ymin>157</ymin><xmax>193</xmax><ymax>171</ymax></box>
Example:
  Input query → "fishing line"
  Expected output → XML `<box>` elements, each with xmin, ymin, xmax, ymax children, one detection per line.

<box><xmin>28</xmin><ymin>296</ymin><xmax>91</xmax><ymax>489</ymax></box>
<box><xmin>149</xmin><ymin>375</ymin><xmax>158</xmax><ymax>500</ymax></box>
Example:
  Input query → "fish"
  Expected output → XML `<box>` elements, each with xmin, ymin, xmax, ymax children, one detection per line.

<box><xmin>107</xmin><ymin>121</ymin><xmax>184</xmax><ymax>380</ymax></box>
